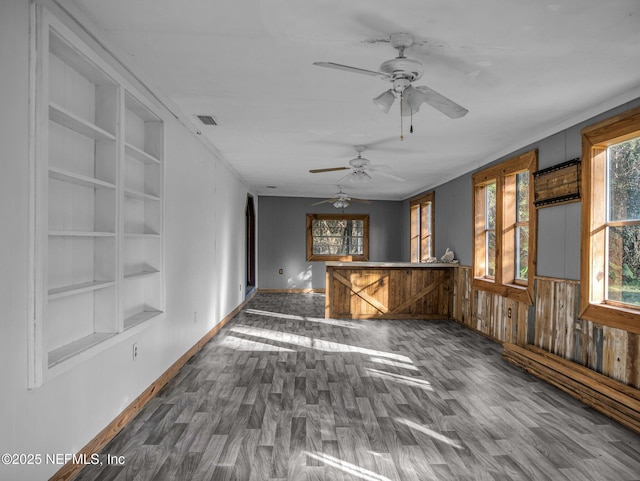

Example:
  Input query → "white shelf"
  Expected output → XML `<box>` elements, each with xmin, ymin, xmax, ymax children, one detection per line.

<box><xmin>124</xmin><ymin>310</ymin><xmax>162</xmax><ymax>330</ymax></box>
<box><xmin>124</xmin><ymin>269</ymin><xmax>160</xmax><ymax>280</ymax></box>
<box><xmin>124</xmin><ymin>231</ymin><xmax>160</xmax><ymax>238</ymax></box>
<box><xmin>125</xmin><ymin>143</ymin><xmax>160</xmax><ymax>165</ymax></box>
<box><xmin>48</xmin><ymin>332</ymin><xmax>116</xmax><ymax>367</ymax></box>
<box><xmin>49</xmin><ymin>167</ymin><xmax>115</xmax><ymax>190</ymax></box>
<box><xmin>49</xmin><ymin>102</ymin><xmax>116</xmax><ymax>141</ymax></box>
<box><xmin>49</xmin><ymin>230</ymin><xmax>115</xmax><ymax>237</ymax></box>
<box><xmin>124</xmin><ymin>188</ymin><xmax>160</xmax><ymax>202</ymax></box>
<box><xmin>48</xmin><ymin>280</ymin><xmax>115</xmax><ymax>300</ymax></box>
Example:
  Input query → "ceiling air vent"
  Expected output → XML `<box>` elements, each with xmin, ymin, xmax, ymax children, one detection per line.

<box><xmin>197</xmin><ymin>115</ymin><xmax>218</xmax><ymax>126</ymax></box>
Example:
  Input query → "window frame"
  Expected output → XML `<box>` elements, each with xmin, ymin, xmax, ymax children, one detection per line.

<box><xmin>581</xmin><ymin>106</ymin><xmax>640</xmax><ymax>333</ymax></box>
<box><xmin>410</xmin><ymin>192</ymin><xmax>435</xmax><ymax>262</ymax></box>
<box><xmin>306</xmin><ymin>213</ymin><xmax>370</xmax><ymax>261</ymax></box>
<box><xmin>472</xmin><ymin>150</ymin><xmax>537</xmax><ymax>304</ymax></box>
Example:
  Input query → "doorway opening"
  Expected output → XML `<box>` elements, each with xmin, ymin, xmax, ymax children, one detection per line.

<box><xmin>245</xmin><ymin>195</ymin><xmax>256</xmax><ymax>295</ymax></box>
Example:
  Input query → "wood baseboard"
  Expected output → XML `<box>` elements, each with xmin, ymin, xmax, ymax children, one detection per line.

<box><xmin>503</xmin><ymin>343</ymin><xmax>640</xmax><ymax>434</ymax></box>
<box><xmin>50</xmin><ymin>291</ymin><xmax>255</xmax><ymax>481</ymax></box>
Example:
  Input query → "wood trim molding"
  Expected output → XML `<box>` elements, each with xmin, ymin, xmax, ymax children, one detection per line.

<box><xmin>503</xmin><ymin>343</ymin><xmax>640</xmax><ymax>434</ymax></box>
<box><xmin>580</xmin><ymin>106</ymin><xmax>640</xmax><ymax>332</ymax></box>
<box><xmin>49</xmin><ymin>291</ymin><xmax>256</xmax><ymax>481</ymax></box>
<box><xmin>472</xmin><ymin>149</ymin><xmax>537</xmax><ymax>305</ymax></box>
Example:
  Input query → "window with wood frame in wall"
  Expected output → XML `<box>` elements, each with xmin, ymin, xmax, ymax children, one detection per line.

<box><xmin>472</xmin><ymin>150</ymin><xmax>537</xmax><ymax>304</ymax></box>
<box><xmin>306</xmin><ymin>214</ymin><xmax>369</xmax><ymax>261</ymax></box>
<box><xmin>410</xmin><ymin>192</ymin><xmax>434</xmax><ymax>262</ymax></box>
<box><xmin>581</xmin><ymin>106</ymin><xmax>640</xmax><ymax>333</ymax></box>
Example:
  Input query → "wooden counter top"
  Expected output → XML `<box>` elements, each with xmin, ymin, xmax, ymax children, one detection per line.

<box><xmin>325</xmin><ymin>261</ymin><xmax>457</xmax><ymax>268</ymax></box>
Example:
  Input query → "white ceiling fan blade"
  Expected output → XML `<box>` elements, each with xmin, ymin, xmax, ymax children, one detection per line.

<box><xmin>369</xmin><ymin>164</ymin><xmax>392</xmax><ymax>171</ymax></box>
<box><xmin>312</xmin><ymin>198</ymin><xmax>338</xmax><ymax>206</ymax></box>
<box><xmin>313</xmin><ymin>62</ymin><xmax>391</xmax><ymax>79</ymax></box>
<box><xmin>351</xmin><ymin>198</ymin><xmax>373</xmax><ymax>204</ymax></box>
<box><xmin>416</xmin><ymin>86</ymin><xmax>468</xmax><ymax>119</ymax></box>
<box><xmin>371</xmin><ymin>170</ymin><xmax>406</xmax><ymax>182</ymax></box>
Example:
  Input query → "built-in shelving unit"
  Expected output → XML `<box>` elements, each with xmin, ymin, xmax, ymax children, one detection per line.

<box><xmin>122</xmin><ymin>90</ymin><xmax>164</xmax><ymax>329</ymax></box>
<box><xmin>29</xmin><ymin>7</ymin><xmax>164</xmax><ymax>387</ymax></box>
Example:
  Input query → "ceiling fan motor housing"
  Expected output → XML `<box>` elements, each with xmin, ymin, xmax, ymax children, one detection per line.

<box><xmin>379</xmin><ymin>57</ymin><xmax>424</xmax><ymax>92</ymax></box>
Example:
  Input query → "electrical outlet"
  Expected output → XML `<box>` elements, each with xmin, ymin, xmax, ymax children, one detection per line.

<box><xmin>279</xmin><ymin>268</ymin><xmax>283</xmax><ymax>274</ymax></box>
<box><xmin>132</xmin><ymin>343</ymin><xmax>138</xmax><ymax>360</ymax></box>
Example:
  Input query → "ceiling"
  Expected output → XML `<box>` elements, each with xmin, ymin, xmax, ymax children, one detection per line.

<box><xmin>65</xmin><ymin>0</ymin><xmax>640</xmax><ymax>201</ymax></box>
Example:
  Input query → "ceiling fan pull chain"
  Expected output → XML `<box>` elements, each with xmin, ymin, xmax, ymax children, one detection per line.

<box><xmin>410</xmin><ymin>108</ymin><xmax>414</xmax><ymax>134</ymax></box>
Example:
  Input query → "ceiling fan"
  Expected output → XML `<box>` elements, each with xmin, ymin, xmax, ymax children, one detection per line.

<box><xmin>314</xmin><ymin>32</ymin><xmax>468</xmax><ymax>123</ymax></box>
<box><xmin>309</xmin><ymin>145</ymin><xmax>405</xmax><ymax>183</ymax></box>
<box><xmin>312</xmin><ymin>187</ymin><xmax>372</xmax><ymax>209</ymax></box>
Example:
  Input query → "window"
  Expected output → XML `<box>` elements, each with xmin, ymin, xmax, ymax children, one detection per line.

<box><xmin>581</xmin><ymin>106</ymin><xmax>640</xmax><ymax>329</ymax></box>
<box><xmin>306</xmin><ymin>214</ymin><xmax>369</xmax><ymax>261</ymax></box>
<box><xmin>472</xmin><ymin>150</ymin><xmax>537</xmax><ymax>304</ymax></box>
<box><xmin>410</xmin><ymin>192</ymin><xmax>434</xmax><ymax>262</ymax></box>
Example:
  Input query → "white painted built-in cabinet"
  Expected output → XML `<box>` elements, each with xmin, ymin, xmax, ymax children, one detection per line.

<box><xmin>29</xmin><ymin>6</ymin><xmax>164</xmax><ymax>387</ymax></box>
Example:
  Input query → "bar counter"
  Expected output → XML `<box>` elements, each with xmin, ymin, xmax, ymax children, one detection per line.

<box><xmin>325</xmin><ymin>261</ymin><xmax>456</xmax><ymax>319</ymax></box>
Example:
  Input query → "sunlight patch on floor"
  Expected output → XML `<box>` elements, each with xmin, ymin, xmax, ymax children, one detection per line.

<box><xmin>304</xmin><ymin>452</ymin><xmax>393</xmax><ymax>481</ymax></box>
<box><xmin>365</xmin><ymin>368</ymin><xmax>433</xmax><ymax>390</ymax></box>
<box><xmin>230</xmin><ymin>324</ymin><xmax>413</xmax><ymax>363</ymax></box>
<box><xmin>369</xmin><ymin>356</ymin><xmax>420</xmax><ymax>371</ymax></box>
<box><xmin>219</xmin><ymin>335</ymin><xmax>295</xmax><ymax>352</ymax></box>
<box><xmin>245</xmin><ymin>308</ymin><xmax>362</xmax><ymax>329</ymax></box>
<box><xmin>395</xmin><ymin>418</ymin><xmax>463</xmax><ymax>449</ymax></box>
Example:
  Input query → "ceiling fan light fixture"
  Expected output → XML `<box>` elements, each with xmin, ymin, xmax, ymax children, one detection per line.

<box><xmin>372</xmin><ymin>89</ymin><xmax>395</xmax><ymax>113</ymax></box>
<box><xmin>349</xmin><ymin>169</ymin><xmax>372</xmax><ymax>183</ymax></box>
<box><xmin>401</xmin><ymin>85</ymin><xmax>426</xmax><ymax>116</ymax></box>
<box><xmin>333</xmin><ymin>198</ymin><xmax>350</xmax><ymax>208</ymax></box>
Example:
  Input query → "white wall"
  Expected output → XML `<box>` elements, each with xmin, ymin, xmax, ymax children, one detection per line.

<box><xmin>0</xmin><ymin>2</ymin><xmax>254</xmax><ymax>479</ymax></box>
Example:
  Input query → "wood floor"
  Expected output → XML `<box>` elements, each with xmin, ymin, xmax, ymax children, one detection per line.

<box><xmin>73</xmin><ymin>292</ymin><xmax>640</xmax><ymax>481</ymax></box>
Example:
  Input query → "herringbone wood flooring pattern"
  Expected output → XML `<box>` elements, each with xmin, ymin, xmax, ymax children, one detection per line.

<box><xmin>74</xmin><ymin>293</ymin><xmax>640</xmax><ymax>481</ymax></box>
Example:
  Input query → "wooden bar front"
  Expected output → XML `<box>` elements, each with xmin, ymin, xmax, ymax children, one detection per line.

<box><xmin>325</xmin><ymin>262</ymin><xmax>455</xmax><ymax>319</ymax></box>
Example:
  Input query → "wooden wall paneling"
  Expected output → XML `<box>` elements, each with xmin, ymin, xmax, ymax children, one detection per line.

<box><xmin>534</xmin><ymin>278</ymin><xmax>551</xmax><ymax>351</ymax></box>
<box><xmin>627</xmin><ymin>333</ymin><xmax>640</xmax><ymax>389</ymax></box>
<box><xmin>492</xmin><ymin>293</ymin><xmax>501</xmax><ymax>340</ymax></box>
<box><xmin>592</xmin><ymin>323</ymin><xmax>604</xmax><ymax>374</ymax></box>
<box><xmin>517</xmin><ymin>301</ymin><xmax>529</xmax><ymax>346</ymax></box>
<box><xmin>481</xmin><ymin>290</ymin><xmax>491</xmax><ymax>337</ymax></box>
<box><xmin>502</xmin><ymin>297</ymin><xmax>511</xmax><ymax>343</ymax></box>
<box><xmin>574</xmin><ymin>318</ymin><xmax>586</xmax><ymax>366</ymax></box>
<box><xmin>577</xmin><ymin>319</ymin><xmax>602</xmax><ymax>374</ymax></box>
<box><xmin>475</xmin><ymin>290</ymin><xmax>482</xmax><ymax>333</ymax></box>
<box><xmin>551</xmin><ymin>281</ymin><xmax>567</xmax><ymax>357</ymax></box>
<box><xmin>602</xmin><ymin>326</ymin><xmax>628</xmax><ymax>384</ymax></box>
<box><xmin>463</xmin><ymin>267</ymin><xmax>471</xmax><ymax>324</ymax></box>
<box><xmin>563</xmin><ymin>281</ymin><xmax>578</xmax><ymax>362</ymax></box>
<box><xmin>505</xmin><ymin>298</ymin><xmax>517</xmax><ymax>344</ymax></box>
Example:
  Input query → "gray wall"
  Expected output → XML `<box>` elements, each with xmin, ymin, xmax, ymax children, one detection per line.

<box><xmin>258</xmin><ymin>196</ymin><xmax>403</xmax><ymax>289</ymax></box>
<box><xmin>408</xmin><ymin>97</ymin><xmax>640</xmax><ymax>281</ymax></box>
